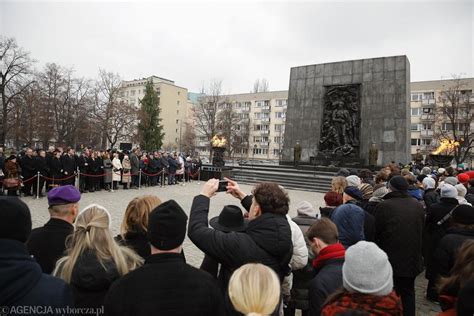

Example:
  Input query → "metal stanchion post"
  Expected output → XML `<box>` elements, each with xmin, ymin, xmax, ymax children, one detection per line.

<box><xmin>197</xmin><ymin>166</ymin><xmax>201</xmax><ymax>184</ymax></box>
<box><xmin>162</xmin><ymin>168</ymin><xmax>165</xmax><ymax>187</ymax></box>
<box><xmin>36</xmin><ymin>172</ymin><xmax>40</xmax><ymax>199</ymax></box>
<box><xmin>77</xmin><ymin>171</ymin><xmax>81</xmax><ymax>191</ymax></box>
<box><xmin>138</xmin><ymin>169</ymin><xmax>142</xmax><ymax>190</ymax></box>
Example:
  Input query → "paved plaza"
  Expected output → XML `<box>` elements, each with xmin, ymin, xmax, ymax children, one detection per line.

<box><xmin>22</xmin><ymin>181</ymin><xmax>440</xmax><ymax>315</ymax></box>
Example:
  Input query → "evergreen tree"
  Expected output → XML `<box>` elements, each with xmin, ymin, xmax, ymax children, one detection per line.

<box><xmin>138</xmin><ymin>80</ymin><xmax>164</xmax><ymax>151</ymax></box>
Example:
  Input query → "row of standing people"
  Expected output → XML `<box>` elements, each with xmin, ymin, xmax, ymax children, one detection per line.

<box><xmin>0</xmin><ymin>147</ymin><xmax>203</xmax><ymax>196</ymax></box>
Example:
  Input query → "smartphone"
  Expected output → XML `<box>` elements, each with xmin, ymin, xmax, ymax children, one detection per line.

<box><xmin>217</xmin><ymin>180</ymin><xmax>228</xmax><ymax>192</ymax></box>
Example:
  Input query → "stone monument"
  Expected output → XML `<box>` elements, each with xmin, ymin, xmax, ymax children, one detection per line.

<box><xmin>282</xmin><ymin>56</ymin><xmax>411</xmax><ymax>166</ymax></box>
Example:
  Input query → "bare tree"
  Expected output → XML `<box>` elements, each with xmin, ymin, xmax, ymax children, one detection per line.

<box><xmin>92</xmin><ymin>69</ymin><xmax>137</xmax><ymax>149</ymax></box>
<box><xmin>10</xmin><ymin>82</ymin><xmax>40</xmax><ymax>148</ymax></box>
<box><xmin>434</xmin><ymin>76</ymin><xmax>473</xmax><ymax>165</ymax></box>
<box><xmin>194</xmin><ymin>80</ymin><xmax>224</xmax><ymax>159</ymax></box>
<box><xmin>252</xmin><ymin>78</ymin><xmax>269</xmax><ymax>93</ymax></box>
<box><xmin>0</xmin><ymin>36</ymin><xmax>35</xmax><ymax>146</ymax></box>
<box><xmin>181</xmin><ymin>122</ymin><xmax>197</xmax><ymax>155</ymax></box>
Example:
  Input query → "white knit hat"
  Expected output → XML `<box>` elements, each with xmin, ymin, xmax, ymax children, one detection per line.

<box><xmin>296</xmin><ymin>200</ymin><xmax>319</xmax><ymax>218</ymax></box>
<box><xmin>441</xmin><ymin>184</ymin><xmax>458</xmax><ymax>199</ymax></box>
<box><xmin>455</xmin><ymin>184</ymin><xmax>467</xmax><ymax>197</ymax></box>
<box><xmin>342</xmin><ymin>241</ymin><xmax>393</xmax><ymax>296</ymax></box>
<box><xmin>346</xmin><ymin>175</ymin><xmax>361</xmax><ymax>188</ymax></box>
<box><xmin>422</xmin><ymin>177</ymin><xmax>436</xmax><ymax>190</ymax></box>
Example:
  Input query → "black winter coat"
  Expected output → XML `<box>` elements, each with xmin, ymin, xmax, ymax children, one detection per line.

<box><xmin>0</xmin><ymin>239</ymin><xmax>73</xmax><ymax>311</ymax></box>
<box><xmin>423</xmin><ymin>188</ymin><xmax>440</xmax><ymax>210</ymax></box>
<box><xmin>49</xmin><ymin>157</ymin><xmax>63</xmax><ymax>180</ymax></box>
<box><xmin>115</xmin><ymin>232</ymin><xmax>151</xmax><ymax>260</ymax></box>
<box><xmin>432</xmin><ymin>227</ymin><xmax>474</xmax><ymax>278</ymax></box>
<box><xmin>375</xmin><ymin>191</ymin><xmax>424</xmax><ymax>278</ymax></box>
<box><xmin>65</xmin><ymin>250</ymin><xmax>121</xmax><ymax>308</ymax></box>
<box><xmin>20</xmin><ymin>155</ymin><xmax>36</xmax><ymax>177</ymax></box>
<box><xmin>26</xmin><ymin>218</ymin><xmax>74</xmax><ymax>274</ymax></box>
<box><xmin>423</xmin><ymin>197</ymin><xmax>459</xmax><ymax>279</ymax></box>
<box><xmin>290</xmin><ymin>215</ymin><xmax>318</xmax><ymax>311</ymax></box>
<box><xmin>104</xmin><ymin>253</ymin><xmax>225</xmax><ymax>316</ymax></box>
<box><xmin>308</xmin><ymin>258</ymin><xmax>344</xmax><ymax>316</ymax></box>
<box><xmin>61</xmin><ymin>154</ymin><xmax>76</xmax><ymax>175</ymax></box>
<box><xmin>34</xmin><ymin>156</ymin><xmax>49</xmax><ymax>176</ymax></box>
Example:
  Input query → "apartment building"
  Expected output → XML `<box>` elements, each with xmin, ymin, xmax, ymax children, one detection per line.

<box><xmin>193</xmin><ymin>91</ymin><xmax>288</xmax><ymax>160</ymax></box>
<box><xmin>118</xmin><ymin>75</ymin><xmax>189</xmax><ymax>150</ymax></box>
<box><xmin>409</xmin><ymin>78</ymin><xmax>474</xmax><ymax>157</ymax></box>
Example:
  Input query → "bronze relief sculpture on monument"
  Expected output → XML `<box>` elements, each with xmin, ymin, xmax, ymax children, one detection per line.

<box><xmin>319</xmin><ymin>84</ymin><xmax>361</xmax><ymax>159</ymax></box>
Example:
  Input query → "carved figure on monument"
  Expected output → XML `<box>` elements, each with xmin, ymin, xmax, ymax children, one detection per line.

<box><xmin>319</xmin><ymin>85</ymin><xmax>361</xmax><ymax>156</ymax></box>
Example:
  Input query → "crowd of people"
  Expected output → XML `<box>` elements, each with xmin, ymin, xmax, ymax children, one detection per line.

<box><xmin>1</xmin><ymin>161</ymin><xmax>474</xmax><ymax>316</ymax></box>
<box><xmin>0</xmin><ymin>147</ymin><xmax>203</xmax><ymax>197</ymax></box>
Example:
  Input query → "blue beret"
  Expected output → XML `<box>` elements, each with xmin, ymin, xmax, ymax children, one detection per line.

<box><xmin>344</xmin><ymin>186</ymin><xmax>363</xmax><ymax>201</ymax></box>
<box><xmin>48</xmin><ymin>185</ymin><xmax>81</xmax><ymax>206</ymax></box>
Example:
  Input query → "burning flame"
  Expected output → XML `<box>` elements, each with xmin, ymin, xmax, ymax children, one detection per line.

<box><xmin>211</xmin><ymin>135</ymin><xmax>227</xmax><ymax>148</ymax></box>
<box><xmin>432</xmin><ymin>139</ymin><xmax>459</xmax><ymax>155</ymax></box>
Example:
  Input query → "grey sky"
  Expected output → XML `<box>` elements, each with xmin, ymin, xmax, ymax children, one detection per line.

<box><xmin>1</xmin><ymin>1</ymin><xmax>473</xmax><ymax>94</ymax></box>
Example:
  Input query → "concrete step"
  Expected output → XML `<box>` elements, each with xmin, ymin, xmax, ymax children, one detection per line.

<box><xmin>231</xmin><ymin>166</ymin><xmax>334</xmax><ymax>193</ymax></box>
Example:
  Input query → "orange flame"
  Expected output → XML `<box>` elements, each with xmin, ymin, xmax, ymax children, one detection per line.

<box><xmin>211</xmin><ymin>135</ymin><xmax>227</xmax><ymax>148</ymax></box>
<box><xmin>432</xmin><ymin>139</ymin><xmax>459</xmax><ymax>155</ymax></box>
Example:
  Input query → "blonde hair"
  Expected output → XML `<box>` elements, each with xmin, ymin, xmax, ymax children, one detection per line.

<box><xmin>53</xmin><ymin>204</ymin><xmax>143</xmax><ymax>283</ymax></box>
<box><xmin>120</xmin><ymin>195</ymin><xmax>161</xmax><ymax>237</ymax></box>
<box><xmin>331</xmin><ymin>176</ymin><xmax>348</xmax><ymax>194</ymax></box>
<box><xmin>228</xmin><ymin>263</ymin><xmax>281</xmax><ymax>316</ymax></box>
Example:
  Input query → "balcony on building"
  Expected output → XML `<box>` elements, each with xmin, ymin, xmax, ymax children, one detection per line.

<box><xmin>262</xmin><ymin>106</ymin><xmax>271</xmax><ymax>112</ymax></box>
<box><xmin>260</xmin><ymin>130</ymin><xmax>270</xmax><ymax>135</ymax></box>
<box><xmin>420</xmin><ymin>130</ymin><xmax>434</xmax><ymax>138</ymax></box>
<box><xmin>420</xmin><ymin>114</ymin><xmax>435</xmax><ymax>122</ymax></box>
<box><xmin>262</xmin><ymin>118</ymin><xmax>270</xmax><ymax>123</ymax></box>
<box><xmin>260</xmin><ymin>142</ymin><xmax>269</xmax><ymax>147</ymax></box>
<box><xmin>421</xmin><ymin>99</ymin><xmax>436</xmax><ymax>106</ymax></box>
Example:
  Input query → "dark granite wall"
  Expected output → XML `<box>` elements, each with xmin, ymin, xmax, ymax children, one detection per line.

<box><xmin>282</xmin><ymin>56</ymin><xmax>411</xmax><ymax>165</ymax></box>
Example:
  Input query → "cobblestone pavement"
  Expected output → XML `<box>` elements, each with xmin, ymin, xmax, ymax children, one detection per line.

<box><xmin>22</xmin><ymin>181</ymin><xmax>440</xmax><ymax>315</ymax></box>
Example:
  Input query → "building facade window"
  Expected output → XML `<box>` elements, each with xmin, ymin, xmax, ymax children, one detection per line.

<box><xmin>411</xmin><ymin>139</ymin><xmax>421</xmax><ymax>146</ymax></box>
<box><xmin>411</xmin><ymin>93</ymin><xmax>423</xmax><ymax>101</ymax></box>
<box><xmin>411</xmin><ymin>108</ymin><xmax>421</xmax><ymax>116</ymax></box>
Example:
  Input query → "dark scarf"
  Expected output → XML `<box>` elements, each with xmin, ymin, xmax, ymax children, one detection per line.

<box><xmin>312</xmin><ymin>243</ymin><xmax>345</xmax><ymax>269</ymax></box>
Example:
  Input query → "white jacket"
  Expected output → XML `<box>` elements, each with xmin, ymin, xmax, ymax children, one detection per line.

<box><xmin>112</xmin><ymin>158</ymin><xmax>122</xmax><ymax>182</ymax></box>
<box><xmin>287</xmin><ymin>214</ymin><xmax>308</xmax><ymax>271</ymax></box>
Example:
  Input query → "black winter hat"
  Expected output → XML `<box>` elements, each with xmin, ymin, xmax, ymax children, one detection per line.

<box><xmin>388</xmin><ymin>176</ymin><xmax>409</xmax><ymax>192</ymax></box>
<box><xmin>0</xmin><ymin>197</ymin><xmax>32</xmax><ymax>242</ymax></box>
<box><xmin>452</xmin><ymin>205</ymin><xmax>474</xmax><ymax>225</ymax></box>
<box><xmin>148</xmin><ymin>200</ymin><xmax>188</xmax><ymax>250</ymax></box>
<box><xmin>210</xmin><ymin>205</ymin><xmax>248</xmax><ymax>232</ymax></box>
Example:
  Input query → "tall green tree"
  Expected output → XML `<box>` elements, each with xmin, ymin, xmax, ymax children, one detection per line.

<box><xmin>138</xmin><ymin>80</ymin><xmax>164</xmax><ymax>151</ymax></box>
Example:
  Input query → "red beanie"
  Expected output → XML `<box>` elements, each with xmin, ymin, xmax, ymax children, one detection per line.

<box><xmin>324</xmin><ymin>191</ymin><xmax>343</xmax><ymax>207</ymax></box>
<box><xmin>458</xmin><ymin>173</ymin><xmax>470</xmax><ymax>184</ymax></box>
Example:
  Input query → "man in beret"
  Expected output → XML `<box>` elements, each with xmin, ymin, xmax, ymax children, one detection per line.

<box><xmin>328</xmin><ymin>187</ymin><xmax>366</xmax><ymax>249</ymax></box>
<box><xmin>104</xmin><ymin>200</ymin><xmax>225</xmax><ymax>316</ymax></box>
<box><xmin>0</xmin><ymin>197</ymin><xmax>73</xmax><ymax>308</ymax></box>
<box><xmin>26</xmin><ymin>185</ymin><xmax>80</xmax><ymax>274</ymax></box>
<box><xmin>374</xmin><ymin>175</ymin><xmax>424</xmax><ymax>316</ymax></box>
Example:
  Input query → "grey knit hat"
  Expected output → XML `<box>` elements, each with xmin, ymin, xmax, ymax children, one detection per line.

<box><xmin>441</xmin><ymin>184</ymin><xmax>458</xmax><ymax>199</ymax></box>
<box><xmin>343</xmin><ymin>241</ymin><xmax>393</xmax><ymax>296</ymax></box>
<box><xmin>296</xmin><ymin>200</ymin><xmax>319</xmax><ymax>218</ymax></box>
<box><xmin>444</xmin><ymin>176</ymin><xmax>459</xmax><ymax>186</ymax></box>
<box><xmin>346</xmin><ymin>175</ymin><xmax>361</xmax><ymax>188</ymax></box>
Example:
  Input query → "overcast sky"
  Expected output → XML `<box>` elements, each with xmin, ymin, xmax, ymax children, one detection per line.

<box><xmin>1</xmin><ymin>0</ymin><xmax>473</xmax><ymax>94</ymax></box>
